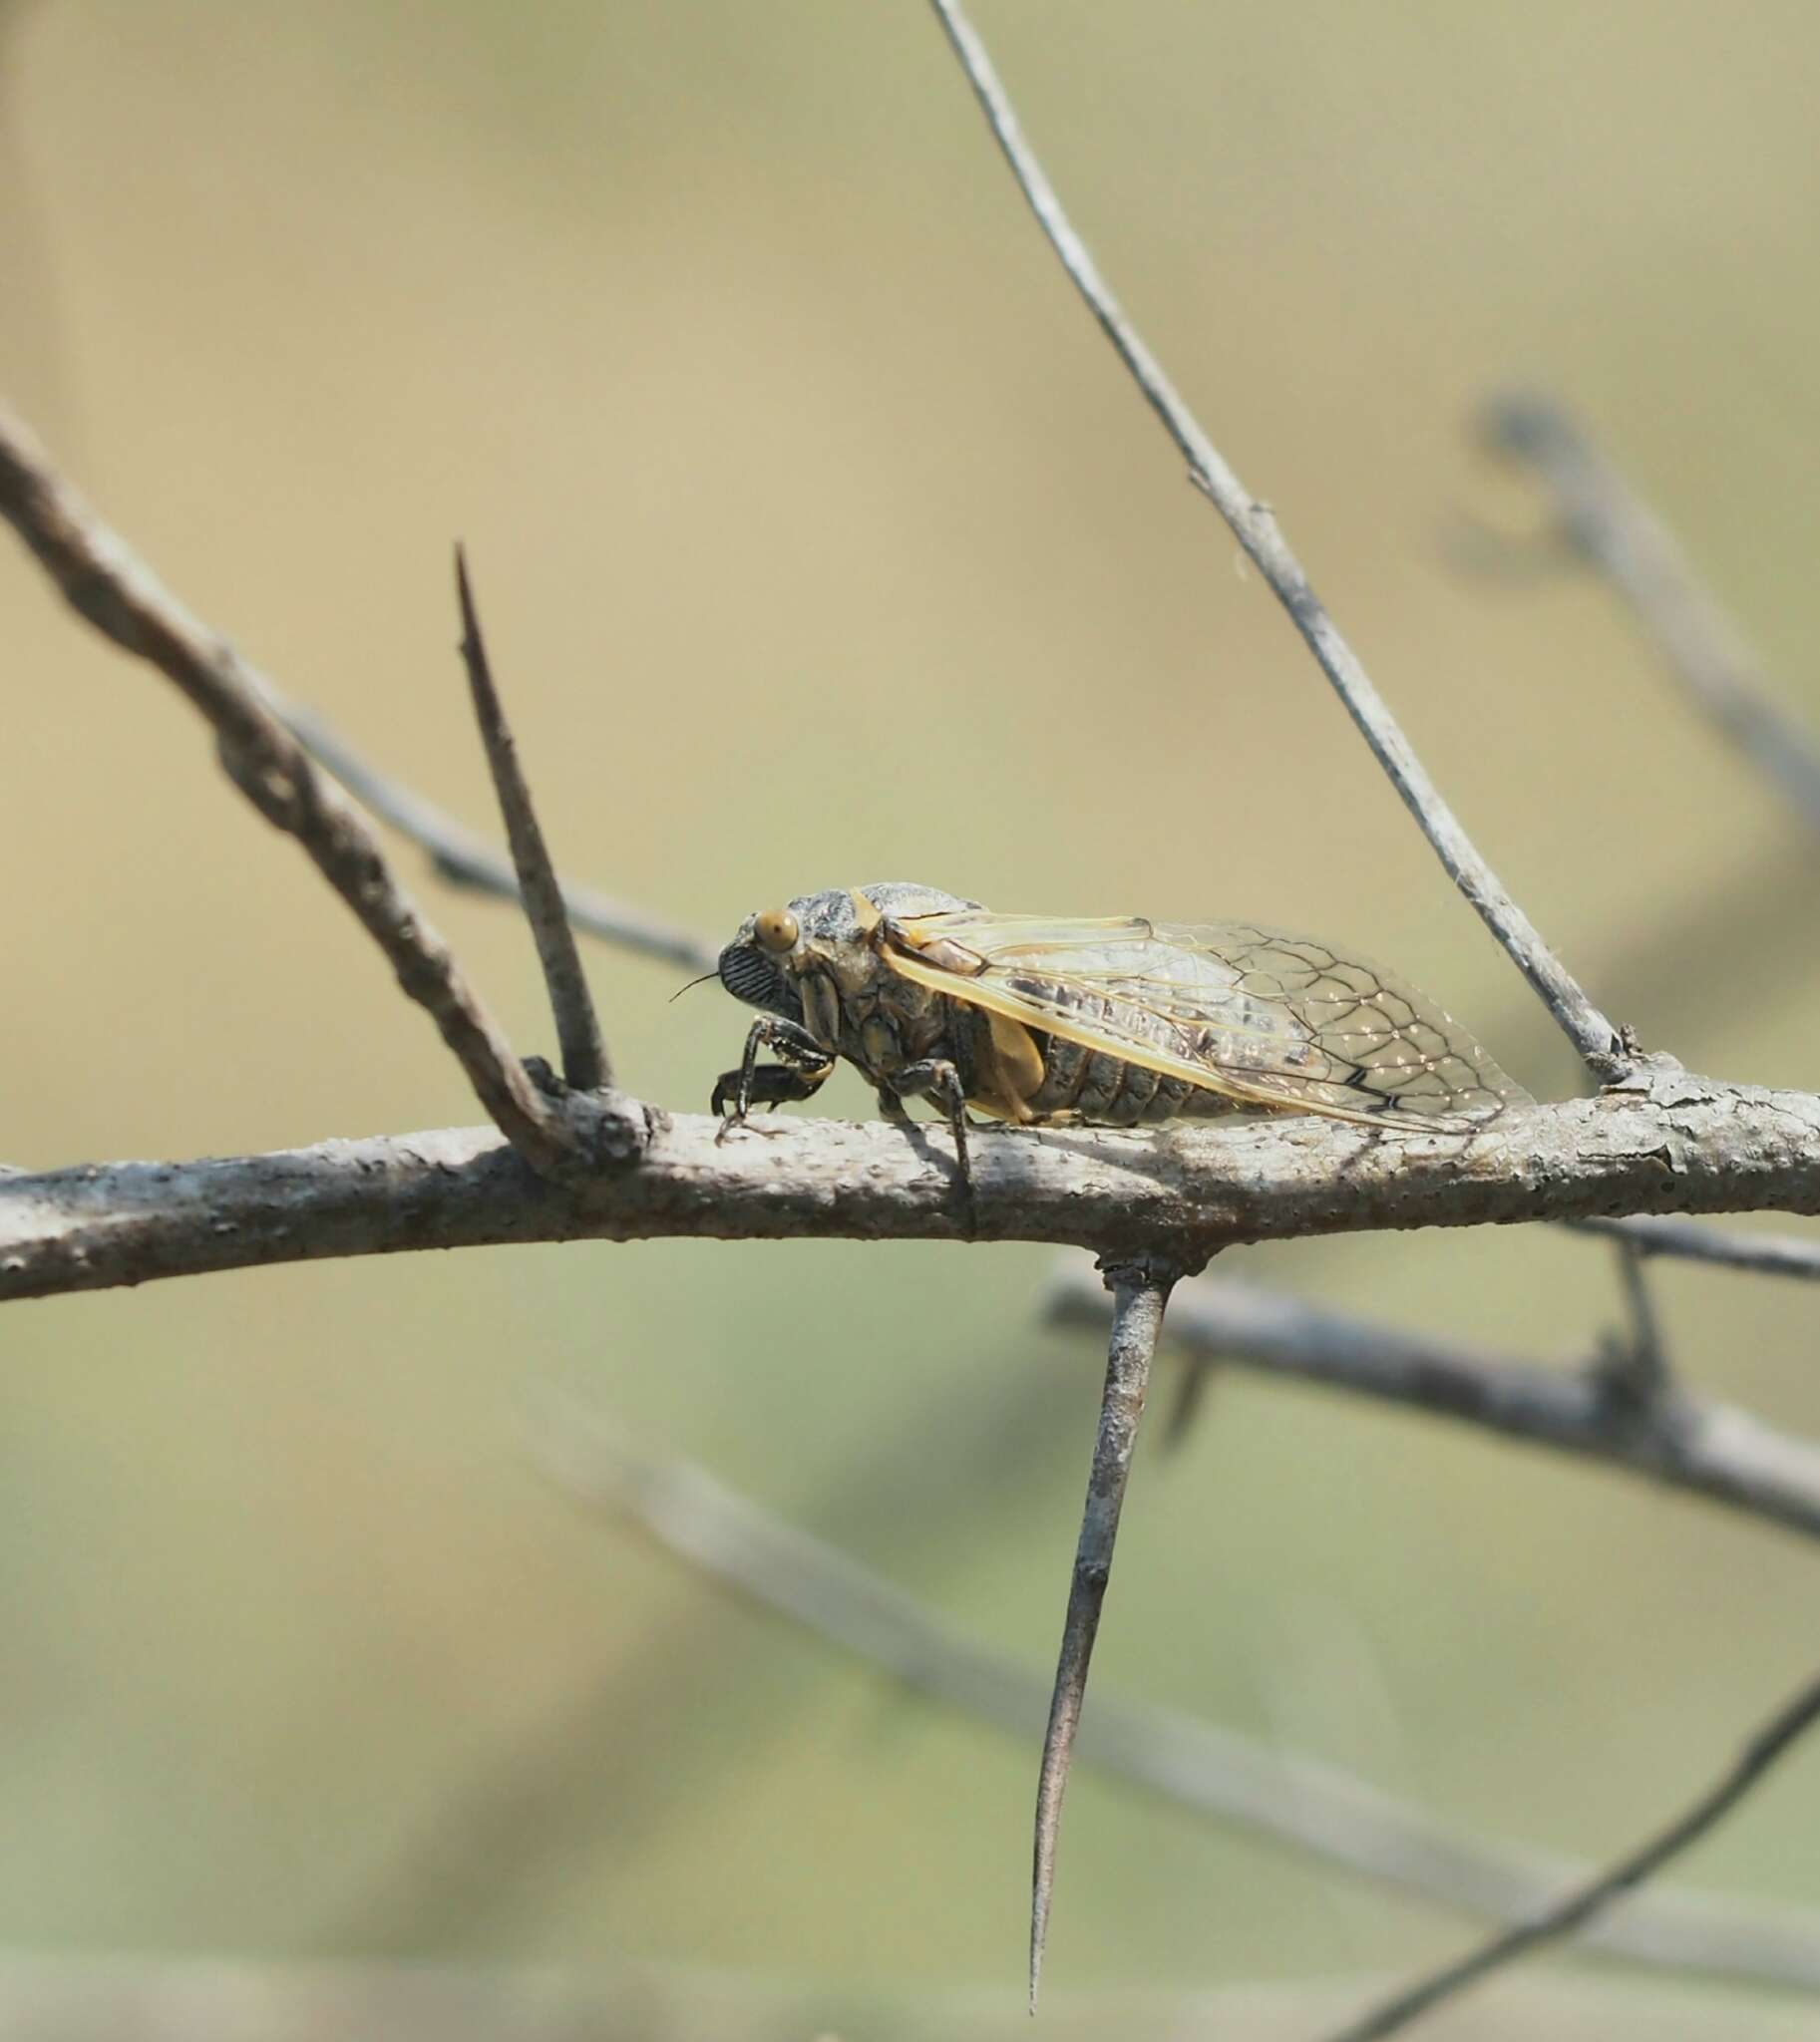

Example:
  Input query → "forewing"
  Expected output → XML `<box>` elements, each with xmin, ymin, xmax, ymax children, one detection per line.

<box><xmin>888</xmin><ymin>911</ymin><xmax>1528</xmax><ymax>1130</ymax></box>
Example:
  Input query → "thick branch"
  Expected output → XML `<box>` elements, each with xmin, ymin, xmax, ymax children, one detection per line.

<box><xmin>926</xmin><ymin>0</ymin><xmax>1620</xmax><ymax>1074</ymax></box>
<box><xmin>1484</xmin><ymin>393</ymin><xmax>1820</xmax><ymax>834</ymax></box>
<box><xmin>7</xmin><ymin>1072</ymin><xmax>1820</xmax><ymax>1304</ymax></box>
<box><xmin>0</xmin><ymin>402</ymin><xmax>623</xmax><ymax>1179</ymax></box>
<box><xmin>1048</xmin><ymin>1265</ymin><xmax>1820</xmax><ymax>1543</ymax></box>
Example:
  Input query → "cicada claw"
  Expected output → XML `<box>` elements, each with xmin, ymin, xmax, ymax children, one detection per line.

<box><xmin>892</xmin><ymin>1056</ymin><xmax>977</xmax><ymax>1234</ymax></box>
<box><xmin>711</xmin><ymin>1015</ymin><xmax>836</xmax><ymax>1138</ymax></box>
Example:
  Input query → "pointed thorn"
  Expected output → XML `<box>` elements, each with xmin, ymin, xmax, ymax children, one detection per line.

<box><xmin>1027</xmin><ymin>1264</ymin><xmax>1174</xmax><ymax>2009</ymax></box>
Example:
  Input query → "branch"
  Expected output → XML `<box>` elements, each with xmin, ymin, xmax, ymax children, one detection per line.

<box><xmin>0</xmin><ymin>402</ymin><xmax>637</xmax><ymax>1179</ymax></box>
<box><xmin>272</xmin><ymin>693</ymin><xmax>717</xmax><ymax>973</ymax></box>
<box><xmin>0</xmin><ymin>1952</ymin><xmax>1791</xmax><ymax>2037</ymax></box>
<box><xmin>1609</xmin><ymin>1234</ymin><xmax>1670</xmax><ymax>1400</ymax></box>
<box><xmin>1574</xmin><ymin>1213</ymin><xmax>1820</xmax><ymax>1284</ymax></box>
<box><xmin>1324</xmin><ymin>1670</ymin><xmax>1820</xmax><ymax>2041</ymax></box>
<box><xmin>925</xmin><ymin>0</ymin><xmax>1620</xmax><ymax>1076</ymax></box>
<box><xmin>1046</xmin><ymin>1262</ymin><xmax>1820</xmax><ymax>1544</ymax></box>
<box><xmin>7</xmin><ymin>1076</ymin><xmax>1820</xmax><ymax>1301</ymax></box>
<box><xmin>1483</xmin><ymin>392</ymin><xmax>1820</xmax><ymax>834</ymax></box>
<box><xmin>454</xmin><ymin>548</ymin><xmax>608</xmax><ymax>1092</ymax></box>
<box><xmin>531</xmin><ymin>1400</ymin><xmax>1820</xmax><ymax>1994</ymax></box>
<box><xmin>1030</xmin><ymin>1259</ymin><xmax>1175</xmax><ymax>2008</ymax></box>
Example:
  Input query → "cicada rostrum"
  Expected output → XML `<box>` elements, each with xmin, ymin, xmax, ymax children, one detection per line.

<box><xmin>712</xmin><ymin>881</ymin><xmax>1529</xmax><ymax>1183</ymax></box>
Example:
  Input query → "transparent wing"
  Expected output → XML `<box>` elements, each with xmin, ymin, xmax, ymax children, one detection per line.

<box><xmin>886</xmin><ymin>910</ymin><xmax>1529</xmax><ymax>1130</ymax></box>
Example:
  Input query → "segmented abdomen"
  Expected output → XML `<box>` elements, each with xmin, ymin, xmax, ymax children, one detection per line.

<box><xmin>1015</xmin><ymin>983</ymin><xmax>1243</xmax><ymax>1127</ymax></box>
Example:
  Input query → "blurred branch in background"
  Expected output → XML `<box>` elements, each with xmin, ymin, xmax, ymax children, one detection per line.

<box><xmin>0</xmin><ymin>1950</ymin><xmax>1803</xmax><ymax>2042</ymax></box>
<box><xmin>1480</xmin><ymin>393</ymin><xmax>1820</xmax><ymax>836</ymax></box>
<box><xmin>1047</xmin><ymin>1267</ymin><xmax>1820</xmax><ymax>1544</ymax></box>
<box><xmin>528</xmin><ymin>1395</ymin><xmax>1820</xmax><ymax>1995</ymax></box>
<box><xmin>1324</xmin><ymin>1672</ymin><xmax>1820</xmax><ymax>2040</ymax></box>
<box><xmin>273</xmin><ymin>689</ymin><xmax>717</xmax><ymax>973</ymax></box>
<box><xmin>1573</xmin><ymin>1213</ymin><xmax>1820</xmax><ymax>1283</ymax></box>
<box><xmin>1599</xmin><ymin>1233</ymin><xmax>1671</xmax><ymax>1406</ymax></box>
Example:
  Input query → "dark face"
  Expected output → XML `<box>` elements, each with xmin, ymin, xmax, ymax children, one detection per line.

<box><xmin>716</xmin><ymin>881</ymin><xmax>978</xmax><ymax>1023</ymax></box>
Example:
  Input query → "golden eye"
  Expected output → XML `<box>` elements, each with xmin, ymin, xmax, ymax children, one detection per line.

<box><xmin>754</xmin><ymin>907</ymin><xmax>800</xmax><ymax>954</ymax></box>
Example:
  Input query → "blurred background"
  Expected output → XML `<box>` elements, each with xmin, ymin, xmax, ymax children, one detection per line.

<box><xmin>5</xmin><ymin>1</ymin><xmax>1820</xmax><ymax>2035</ymax></box>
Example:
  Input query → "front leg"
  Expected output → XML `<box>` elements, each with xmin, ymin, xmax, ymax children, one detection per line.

<box><xmin>712</xmin><ymin>1016</ymin><xmax>835</xmax><ymax>1141</ymax></box>
<box><xmin>892</xmin><ymin>1056</ymin><xmax>975</xmax><ymax>1227</ymax></box>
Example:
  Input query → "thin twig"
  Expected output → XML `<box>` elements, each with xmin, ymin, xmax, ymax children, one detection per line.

<box><xmin>924</xmin><ymin>0</ymin><xmax>1621</xmax><ymax>1077</ymax></box>
<box><xmin>1323</xmin><ymin>1669</ymin><xmax>1820</xmax><ymax>2041</ymax></box>
<box><xmin>1610</xmin><ymin>1237</ymin><xmax>1670</xmax><ymax>1400</ymax></box>
<box><xmin>0</xmin><ymin>402</ymin><xmax>627</xmax><ymax>1180</ymax></box>
<box><xmin>1046</xmin><ymin>1262</ymin><xmax>1820</xmax><ymax>1544</ymax></box>
<box><xmin>1573</xmin><ymin>1214</ymin><xmax>1820</xmax><ymax>1284</ymax></box>
<box><xmin>1483</xmin><ymin>392</ymin><xmax>1820</xmax><ymax>834</ymax></box>
<box><xmin>530</xmin><ymin>1395</ymin><xmax>1820</xmax><ymax>1993</ymax></box>
<box><xmin>272</xmin><ymin>694</ymin><xmax>718</xmax><ymax>973</ymax></box>
<box><xmin>453</xmin><ymin>548</ymin><xmax>608</xmax><ymax>1092</ymax></box>
<box><xmin>1161</xmin><ymin>1352</ymin><xmax>1219</xmax><ymax>1453</ymax></box>
<box><xmin>1031</xmin><ymin>1260</ymin><xmax>1175</xmax><ymax>2008</ymax></box>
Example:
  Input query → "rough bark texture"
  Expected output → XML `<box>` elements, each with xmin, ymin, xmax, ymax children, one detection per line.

<box><xmin>6</xmin><ymin>1067</ymin><xmax>1819</xmax><ymax>1303</ymax></box>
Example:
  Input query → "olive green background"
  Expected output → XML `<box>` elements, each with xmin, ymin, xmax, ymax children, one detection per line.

<box><xmin>4</xmin><ymin>3</ymin><xmax>1820</xmax><ymax>2036</ymax></box>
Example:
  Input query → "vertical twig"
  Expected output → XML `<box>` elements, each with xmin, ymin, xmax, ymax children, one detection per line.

<box><xmin>1162</xmin><ymin>1352</ymin><xmax>1219</xmax><ymax>1452</ymax></box>
<box><xmin>1483</xmin><ymin>393</ymin><xmax>1820</xmax><ymax>835</ymax></box>
<box><xmin>1322</xmin><ymin>1668</ymin><xmax>1820</xmax><ymax>2041</ymax></box>
<box><xmin>1611</xmin><ymin>1237</ymin><xmax>1670</xmax><ymax>1401</ymax></box>
<box><xmin>455</xmin><ymin>547</ymin><xmax>609</xmax><ymax>1093</ymax></box>
<box><xmin>924</xmin><ymin>0</ymin><xmax>1621</xmax><ymax>1078</ymax></box>
<box><xmin>1030</xmin><ymin>1258</ymin><xmax>1177</xmax><ymax>2009</ymax></box>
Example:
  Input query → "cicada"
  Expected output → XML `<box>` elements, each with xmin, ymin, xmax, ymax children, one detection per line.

<box><xmin>712</xmin><ymin>881</ymin><xmax>1529</xmax><ymax>1180</ymax></box>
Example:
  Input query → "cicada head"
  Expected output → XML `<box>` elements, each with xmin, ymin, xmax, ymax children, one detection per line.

<box><xmin>717</xmin><ymin>881</ymin><xmax>978</xmax><ymax>1022</ymax></box>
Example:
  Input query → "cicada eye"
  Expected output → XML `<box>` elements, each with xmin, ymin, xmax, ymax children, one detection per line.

<box><xmin>755</xmin><ymin>907</ymin><xmax>800</xmax><ymax>954</ymax></box>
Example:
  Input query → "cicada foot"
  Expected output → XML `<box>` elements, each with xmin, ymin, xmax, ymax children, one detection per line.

<box><xmin>712</xmin><ymin>1016</ymin><xmax>835</xmax><ymax>1145</ymax></box>
<box><xmin>892</xmin><ymin>1057</ymin><xmax>977</xmax><ymax>1236</ymax></box>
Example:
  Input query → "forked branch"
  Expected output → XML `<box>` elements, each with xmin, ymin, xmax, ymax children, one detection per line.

<box><xmin>0</xmin><ymin>404</ymin><xmax>634</xmax><ymax>1179</ymax></box>
<box><xmin>272</xmin><ymin>690</ymin><xmax>716</xmax><ymax>971</ymax></box>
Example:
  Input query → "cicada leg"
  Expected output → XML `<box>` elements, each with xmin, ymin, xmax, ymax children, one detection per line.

<box><xmin>891</xmin><ymin>1057</ymin><xmax>975</xmax><ymax>1231</ymax></box>
<box><xmin>712</xmin><ymin>1016</ymin><xmax>836</xmax><ymax>1142</ymax></box>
